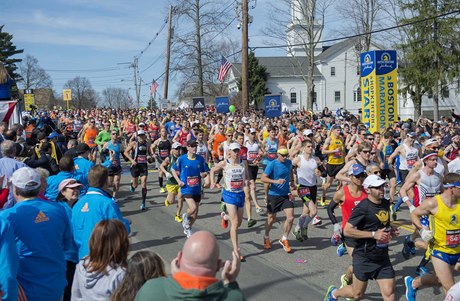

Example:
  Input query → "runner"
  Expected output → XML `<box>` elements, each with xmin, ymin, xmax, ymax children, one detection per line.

<box><xmin>291</xmin><ymin>139</ymin><xmax>321</xmax><ymax>242</ymax></box>
<box><xmin>124</xmin><ymin>130</ymin><xmax>153</xmax><ymax>210</ymax></box>
<box><xmin>172</xmin><ymin>140</ymin><xmax>209</xmax><ymax>238</ymax></box>
<box><xmin>106</xmin><ymin>129</ymin><xmax>122</xmax><ymax>198</ymax></box>
<box><xmin>405</xmin><ymin>173</ymin><xmax>460</xmax><ymax>301</ymax></box>
<box><xmin>336</xmin><ymin>142</ymin><xmax>373</xmax><ymax>183</ymax></box>
<box><xmin>261</xmin><ymin>146</ymin><xmax>295</xmax><ymax>253</ymax></box>
<box><xmin>210</xmin><ymin>142</ymin><xmax>247</xmax><ymax>261</ymax></box>
<box><xmin>151</xmin><ymin>128</ymin><xmax>172</xmax><ymax>193</ymax></box>
<box><xmin>160</xmin><ymin>142</ymin><xmax>183</xmax><ymax>222</ymax></box>
<box><xmin>208</xmin><ymin>123</ymin><xmax>226</xmax><ymax>186</ymax></box>
<box><xmin>245</xmin><ymin>128</ymin><xmax>264</xmax><ymax>215</ymax></box>
<box><xmin>262</xmin><ymin>126</ymin><xmax>279</xmax><ymax>203</ymax></box>
<box><xmin>377</xmin><ymin>130</ymin><xmax>398</xmax><ymax>203</ymax></box>
<box><xmin>324</xmin><ymin>174</ymin><xmax>399</xmax><ymax>301</ymax></box>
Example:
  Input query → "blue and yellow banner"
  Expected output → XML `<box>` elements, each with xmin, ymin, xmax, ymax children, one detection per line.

<box><xmin>360</xmin><ymin>50</ymin><xmax>398</xmax><ymax>133</ymax></box>
<box><xmin>215</xmin><ymin>96</ymin><xmax>229</xmax><ymax>113</ymax></box>
<box><xmin>264</xmin><ymin>95</ymin><xmax>281</xmax><ymax>118</ymax></box>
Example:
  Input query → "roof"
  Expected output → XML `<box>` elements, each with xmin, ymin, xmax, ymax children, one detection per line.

<box><xmin>315</xmin><ymin>37</ymin><xmax>360</xmax><ymax>62</ymax></box>
<box><xmin>232</xmin><ymin>56</ymin><xmax>321</xmax><ymax>78</ymax></box>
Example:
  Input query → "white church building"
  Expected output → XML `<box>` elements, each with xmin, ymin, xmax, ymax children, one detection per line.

<box><xmin>227</xmin><ymin>2</ymin><xmax>459</xmax><ymax>119</ymax></box>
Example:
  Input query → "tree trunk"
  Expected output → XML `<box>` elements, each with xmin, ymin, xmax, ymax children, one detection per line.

<box><xmin>195</xmin><ymin>0</ymin><xmax>204</xmax><ymax>96</ymax></box>
<box><xmin>413</xmin><ymin>89</ymin><xmax>422</xmax><ymax>120</ymax></box>
<box><xmin>433</xmin><ymin>83</ymin><xmax>439</xmax><ymax>121</ymax></box>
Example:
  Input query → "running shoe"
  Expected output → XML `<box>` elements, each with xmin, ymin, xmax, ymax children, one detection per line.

<box><xmin>183</xmin><ymin>227</ymin><xmax>193</xmax><ymax>238</ymax></box>
<box><xmin>239</xmin><ymin>255</ymin><xmax>246</xmax><ymax>262</ymax></box>
<box><xmin>292</xmin><ymin>229</ymin><xmax>304</xmax><ymax>242</ymax></box>
<box><xmin>130</xmin><ymin>184</ymin><xmax>135</xmax><ymax>193</ymax></box>
<box><xmin>340</xmin><ymin>274</ymin><xmax>349</xmax><ymax>289</ymax></box>
<box><xmin>256</xmin><ymin>207</ymin><xmax>264</xmax><ymax>215</ymax></box>
<box><xmin>140</xmin><ymin>202</ymin><xmax>146</xmax><ymax>211</ymax></box>
<box><xmin>390</xmin><ymin>204</ymin><xmax>397</xmax><ymax>221</ymax></box>
<box><xmin>404</xmin><ymin>276</ymin><xmax>416</xmax><ymax>301</ymax></box>
<box><xmin>324</xmin><ymin>285</ymin><xmax>338</xmax><ymax>301</ymax></box>
<box><xmin>337</xmin><ymin>243</ymin><xmax>347</xmax><ymax>257</ymax></box>
<box><xmin>159</xmin><ymin>187</ymin><xmax>166</xmax><ymax>193</ymax></box>
<box><xmin>247</xmin><ymin>219</ymin><xmax>257</xmax><ymax>228</ymax></box>
<box><xmin>220</xmin><ymin>202</ymin><xmax>227</xmax><ymax>214</ymax></box>
<box><xmin>330</xmin><ymin>232</ymin><xmax>340</xmax><ymax>246</ymax></box>
<box><xmin>221</xmin><ymin>212</ymin><xmax>228</xmax><ymax>229</ymax></box>
<box><xmin>264</xmin><ymin>237</ymin><xmax>272</xmax><ymax>249</ymax></box>
<box><xmin>402</xmin><ymin>235</ymin><xmax>414</xmax><ymax>260</ymax></box>
<box><xmin>174</xmin><ymin>215</ymin><xmax>183</xmax><ymax>223</ymax></box>
<box><xmin>165</xmin><ymin>199</ymin><xmax>170</xmax><ymax>207</ymax></box>
<box><xmin>415</xmin><ymin>266</ymin><xmax>430</xmax><ymax>276</ymax></box>
<box><xmin>301</xmin><ymin>227</ymin><xmax>309</xmax><ymax>240</ymax></box>
<box><xmin>312</xmin><ymin>215</ymin><xmax>322</xmax><ymax>226</ymax></box>
<box><xmin>279</xmin><ymin>239</ymin><xmax>292</xmax><ymax>253</ymax></box>
<box><xmin>182</xmin><ymin>213</ymin><xmax>190</xmax><ymax>228</ymax></box>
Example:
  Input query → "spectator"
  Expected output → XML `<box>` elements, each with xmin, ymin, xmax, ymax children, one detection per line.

<box><xmin>72</xmin><ymin>165</ymin><xmax>131</xmax><ymax>259</ymax></box>
<box><xmin>71</xmin><ymin>219</ymin><xmax>129</xmax><ymax>301</ymax></box>
<box><xmin>111</xmin><ymin>251</ymin><xmax>166</xmax><ymax>301</ymax></box>
<box><xmin>135</xmin><ymin>231</ymin><xmax>245</xmax><ymax>301</ymax></box>
<box><xmin>45</xmin><ymin>156</ymin><xmax>88</xmax><ymax>200</ymax></box>
<box><xmin>0</xmin><ymin>215</ymin><xmax>18</xmax><ymax>301</ymax></box>
<box><xmin>0</xmin><ymin>140</ymin><xmax>27</xmax><ymax>209</ymax></box>
<box><xmin>0</xmin><ymin>167</ymin><xmax>71</xmax><ymax>301</ymax></box>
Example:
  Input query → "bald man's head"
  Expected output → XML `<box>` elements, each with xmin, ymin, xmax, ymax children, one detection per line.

<box><xmin>178</xmin><ymin>231</ymin><xmax>221</xmax><ymax>277</ymax></box>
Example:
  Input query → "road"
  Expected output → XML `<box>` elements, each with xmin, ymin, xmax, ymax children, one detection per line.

<box><xmin>114</xmin><ymin>166</ymin><xmax>448</xmax><ymax>301</ymax></box>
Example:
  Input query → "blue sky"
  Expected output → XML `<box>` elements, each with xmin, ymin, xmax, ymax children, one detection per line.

<box><xmin>2</xmin><ymin>0</ymin><xmax>344</xmax><ymax>106</ymax></box>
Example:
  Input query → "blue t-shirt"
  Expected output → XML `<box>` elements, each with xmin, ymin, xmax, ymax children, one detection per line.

<box><xmin>173</xmin><ymin>154</ymin><xmax>209</xmax><ymax>196</ymax></box>
<box><xmin>107</xmin><ymin>141</ymin><xmax>121</xmax><ymax>167</ymax></box>
<box><xmin>74</xmin><ymin>157</ymin><xmax>95</xmax><ymax>175</ymax></box>
<box><xmin>0</xmin><ymin>216</ymin><xmax>18</xmax><ymax>301</ymax></box>
<box><xmin>0</xmin><ymin>198</ymin><xmax>71</xmax><ymax>301</ymax></box>
<box><xmin>264</xmin><ymin>158</ymin><xmax>292</xmax><ymax>196</ymax></box>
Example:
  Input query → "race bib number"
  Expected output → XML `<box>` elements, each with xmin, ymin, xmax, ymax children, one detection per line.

<box><xmin>159</xmin><ymin>150</ymin><xmax>169</xmax><ymax>158</ymax></box>
<box><xmin>267</xmin><ymin>152</ymin><xmax>277</xmax><ymax>160</ymax></box>
<box><xmin>112</xmin><ymin>159</ymin><xmax>119</xmax><ymax>166</ymax></box>
<box><xmin>137</xmin><ymin>155</ymin><xmax>147</xmax><ymax>164</ymax></box>
<box><xmin>88</xmin><ymin>138</ymin><xmax>95</xmax><ymax>145</ymax></box>
<box><xmin>248</xmin><ymin>151</ymin><xmax>258</xmax><ymax>160</ymax></box>
<box><xmin>407</xmin><ymin>159</ymin><xmax>416</xmax><ymax>168</ymax></box>
<box><xmin>333</xmin><ymin>150</ymin><xmax>343</xmax><ymax>158</ymax></box>
<box><xmin>298</xmin><ymin>187</ymin><xmax>311</xmax><ymax>198</ymax></box>
<box><xmin>187</xmin><ymin>176</ymin><xmax>200</xmax><ymax>187</ymax></box>
<box><xmin>376</xmin><ymin>235</ymin><xmax>391</xmax><ymax>249</ymax></box>
<box><xmin>446</xmin><ymin>229</ymin><xmax>460</xmax><ymax>248</ymax></box>
<box><xmin>230</xmin><ymin>180</ymin><xmax>244</xmax><ymax>190</ymax></box>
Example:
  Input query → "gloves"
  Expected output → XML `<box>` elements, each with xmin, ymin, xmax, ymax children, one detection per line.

<box><xmin>409</xmin><ymin>205</ymin><xmax>416</xmax><ymax>213</ymax></box>
<box><xmin>333</xmin><ymin>223</ymin><xmax>342</xmax><ymax>237</ymax></box>
<box><xmin>165</xmin><ymin>171</ymin><xmax>172</xmax><ymax>179</ymax></box>
<box><xmin>420</xmin><ymin>228</ymin><xmax>433</xmax><ymax>242</ymax></box>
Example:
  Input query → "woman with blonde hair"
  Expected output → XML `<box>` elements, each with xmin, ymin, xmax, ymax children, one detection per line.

<box><xmin>71</xmin><ymin>219</ymin><xmax>129</xmax><ymax>301</ymax></box>
<box><xmin>111</xmin><ymin>251</ymin><xmax>166</xmax><ymax>301</ymax></box>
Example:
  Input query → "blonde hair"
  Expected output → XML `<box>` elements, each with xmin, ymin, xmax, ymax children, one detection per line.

<box><xmin>0</xmin><ymin>63</ymin><xmax>12</xmax><ymax>84</ymax></box>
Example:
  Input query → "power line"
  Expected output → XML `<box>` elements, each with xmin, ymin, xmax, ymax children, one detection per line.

<box><xmin>138</xmin><ymin>17</ymin><xmax>168</xmax><ymax>59</ymax></box>
<box><xmin>45</xmin><ymin>67</ymin><xmax>125</xmax><ymax>72</ymax></box>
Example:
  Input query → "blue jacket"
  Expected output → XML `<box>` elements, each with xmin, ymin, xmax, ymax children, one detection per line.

<box><xmin>72</xmin><ymin>187</ymin><xmax>131</xmax><ymax>259</ymax></box>
<box><xmin>45</xmin><ymin>171</ymin><xmax>89</xmax><ymax>200</ymax></box>
<box><xmin>74</xmin><ymin>157</ymin><xmax>95</xmax><ymax>175</ymax></box>
<box><xmin>0</xmin><ymin>198</ymin><xmax>72</xmax><ymax>301</ymax></box>
<box><xmin>57</xmin><ymin>201</ymin><xmax>79</xmax><ymax>263</ymax></box>
<box><xmin>0</xmin><ymin>216</ymin><xmax>18</xmax><ymax>301</ymax></box>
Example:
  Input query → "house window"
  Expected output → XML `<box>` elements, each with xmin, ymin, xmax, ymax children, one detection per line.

<box><xmin>331</xmin><ymin>67</ymin><xmax>336</xmax><ymax>76</ymax></box>
<box><xmin>335</xmin><ymin>91</ymin><xmax>341</xmax><ymax>103</ymax></box>
<box><xmin>354</xmin><ymin>87</ymin><xmax>361</xmax><ymax>102</ymax></box>
<box><xmin>442</xmin><ymin>87</ymin><xmax>449</xmax><ymax>98</ymax></box>
<box><xmin>290</xmin><ymin>92</ymin><xmax>297</xmax><ymax>103</ymax></box>
<box><xmin>313</xmin><ymin>92</ymin><xmax>317</xmax><ymax>104</ymax></box>
<box><xmin>356</xmin><ymin>66</ymin><xmax>360</xmax><ymax>75</ymax></box>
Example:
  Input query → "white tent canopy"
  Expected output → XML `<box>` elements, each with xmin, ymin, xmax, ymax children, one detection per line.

<box><xmin>177</xmin><ymin>101</ymin><xmax>190</xmax><ymax>110</ymax></box>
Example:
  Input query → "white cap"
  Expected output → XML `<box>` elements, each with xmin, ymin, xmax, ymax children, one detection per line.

<box><xmin>228</xmin><ymin>117</ymin><xmax>234</xmax><ymax>122</ymax></box>
<box><xmin>172</xmin><ymin>142</ymin><xmax>182</xmax><ymax>149</ymax></box>
<box><xmin>249</xmin><ymin>128</ymin><xmax>257</xmax><ymax>134</ymax></box>
<box><xmin>229</xmin><ymin>142</ymin><xmax>241</xmax><ymax>151</ymax></box>
<box><xmin>303</xmin><ymin>129</ymin><xmax>313</xmax><ymax>136</ymax></box>
<box><xmin>363</xmin><ymin>175</ymin><xmax>386</xmax><ymax>189</ymax></box>
<box><xmin>137</xmin><ymin>130</ymin><xmax>146</xmax><ymax>135</ymax></box>
<box><xmin>424</xmin><ymin>138</ymin><xmax>438</xmax><ymax>147</ymax></box>
<box><xmin>138</xmin><ymin>122</ymin><xmax>145</xmax><ymax>126</ymax></box>
<box><xmin>12</xmin><ymin>167</ymin><xmax>41</xmax><ymax>191</ymax></box>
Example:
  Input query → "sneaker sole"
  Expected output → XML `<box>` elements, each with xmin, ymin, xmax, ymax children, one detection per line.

<box><xmin>279</xmin><ymin>240</ymin><xmax>292</xmax><ymax>253</ymax></box>
<box><xmin>404</xmin><ymin>276</ymin><xmax>412</xmax><ymax>300</ymax></box>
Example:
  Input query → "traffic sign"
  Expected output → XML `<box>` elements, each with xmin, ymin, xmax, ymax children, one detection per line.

<box><xmin>24</xmin><ymin>89</ymin><xmax>35</xmax><ymax>111</ymax></box>
<box><xmin>63</xmin><ymin>89</ymin><xmax>72</xmax><ymax>101</ymax></box>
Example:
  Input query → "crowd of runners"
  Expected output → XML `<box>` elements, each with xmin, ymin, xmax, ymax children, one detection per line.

<box><xmin>1</xmin><ymin>105</ymin><xmax>460</xmax><ymax>301</ymax></box>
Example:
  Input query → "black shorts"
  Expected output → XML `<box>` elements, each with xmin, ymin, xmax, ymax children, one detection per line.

<box><xmin>352</xmin><ymin>253</ymin><xmax>395</xmax><ymax>281</ymax></box>
<box><xmin>327</xmin><ymin>163</ymin><xmax>344</xmax><ymax>177</ymax></box>
<box><xmin>131</xmin><ymin>164</ymin><xmax>148</xmax><ymax>177</ymax></box>
<box><xmin>298</xmin><ymin>185</ymin><xmax>317</xmax><ymax>204</ymax></box>
<box><xmin>182</xmin><ymin>194</ymin><xmax>202</xmax><ymax>203</ymax></box>
<box><xmin>343</xmin><ymin>235</ymin><xmax>358</xmax><ymax>249</ymax></box>
<box><xmin>267</xmin><ymin>195</ymin><xmax>294</xmax><ymax>214</ymax></box>
<box><xmin>108</xmin><ymin>165</ymin><xmax>122</xmax><ymax>176</ymax></box>
<box><xmin>399</xmin><ymin>169</ymin><xmax>410</xmax><ymax>182</ymax></box>
<box><xmin>248</xmin><ymin>165</ymin><xmax>259</xmax><ymax>181</ymax></box>
<box><xmin>380</xmin><ymin>169</ymin><xmax>395</xmax><ymax>180</ymax></box>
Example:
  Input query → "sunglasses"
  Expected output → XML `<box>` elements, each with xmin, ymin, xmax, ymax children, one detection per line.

<box><xmin>372</xmin><ymin>171</ymin><xmax>380</xmax><ymax>175</ymax></box>
<box><xmin>355</xmin><ymin>173</ymin><xmax>367</xmax><ymax>178</ymax></box>
<box><xmin>111</xmin><ymin>132</ymin><xmax>117</xmax><ymax>135</ymax></box>
<box><xmin>280</xmin><ymin>153</ymin><xmax>289</xmax><ymax>157</ymax></box>
<box><xmin>361</xmin><ymin>150</ymin><xmax>371</xmax><ymax>154</ymax></box>
<box><xmin>370</xmin><ymin>184</ymin><xmax>385</xmax><ymax>190</ymax></box>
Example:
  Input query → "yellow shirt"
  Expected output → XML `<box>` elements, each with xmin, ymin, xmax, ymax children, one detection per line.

<box><xmin>327</xmin><ymin>134</ymin><xmax>345</xmax><ymax>165</ymax></box>
<box><xmin>431</xmin><ymin>195</ymin><xmax>460</xmax><ymax>254</ymax></box>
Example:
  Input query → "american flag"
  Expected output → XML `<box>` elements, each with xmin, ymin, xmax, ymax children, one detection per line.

<box><xmin>150</xmin><ymin>79</ymin><xmax>159</xmax><ymax>95</ymax></box>
<box><xmin>217</xmin><ymin>56</ymin><xmax>232</xmax><ymax>82</ymax></box>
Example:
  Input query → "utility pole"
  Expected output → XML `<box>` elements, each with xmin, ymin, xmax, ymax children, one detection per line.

<box><xmin>343</xmin><ymin>51</ymin><xmax>347</xmax><ymax>110</ymax></box>
<box><xmin>164</xmin><ymin>5</ymin><xmax>173</xmax><ymax>101</ymax></box>
<box><xmin>133</xmin><ymin>56</ymin><xmax>140</xmax><ymax>108</ymax></box>
<box><xmin>432</xmin><ymin>0</ymin><xmax>439</xmax><ymax>121</ymax></box>
<box><xmin>241</xmin><ymin>0</ymin><xmax>249</xmax><ymax>113</ymax></box>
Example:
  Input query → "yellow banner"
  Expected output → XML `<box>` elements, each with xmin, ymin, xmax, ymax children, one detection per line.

<box><xmin>361</xmin><ymin>70</ymin><xmax>376</xmax><ymax>131</ymax></box>
<box><xmin>376</xmin><ymin>69</ymin><xmax>398</xmax><ymax>131</ymax></box>
<box><xmin>24</xmin><ymin>93</ymin><xmax>35</xmax><ymax>111</ymax></box>
<box><xmin>63</xmin><ymin>89</ymin><xmax>72</xmax><ymax>101</ymax></box>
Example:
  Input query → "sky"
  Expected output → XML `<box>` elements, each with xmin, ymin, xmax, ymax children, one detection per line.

<box><xmin>2</xmin><ymin>0</ymin><xmax>344</xmax><ymax>106</ymax></box>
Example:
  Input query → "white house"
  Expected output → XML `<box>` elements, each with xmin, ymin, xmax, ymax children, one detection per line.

<box><xmin>227</xmin><ymin>0</ymin><xmax>459</xmax><ymax>119</ymax></box>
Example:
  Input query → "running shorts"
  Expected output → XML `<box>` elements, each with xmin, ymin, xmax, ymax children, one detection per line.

<box><xmin>431</xmin><ymin>249</ymin><xmax>460</xmax><ymax>266</ymax></box>
<box><xmin>222</xmin><ymin>190</ymin><xmax>245</xmax><ymax>208</ymax></box>
<box><xmin>108</xmin><ymin>165</ymin><xmax>122</xmax><ymax>176</ymax></box>
<box><xmin>267</xmin><ymin>195</ymin><xmax>294</xmax><ymax>214</ymax></box>
<box><xmin>131</xmin><ymin>163</ymin><xmax>148</xmax><ymax>177</ymax></box>
<box><xmin>352</xmin><ymin>253</ymin><xmax>395</xmax><ymax>281</ymax></box>
<box><xmin>182</xmin><ymin>194</ymin><xmax>202</xmax><ymax>203</ymax></box>
<box><xmin>298</xmin><ymin>185</ymin><xmax>317</xmax><ymax>204</ymax></box>
<box><xmin>166</xmin><ymin>183</ymin><xmax>180</xmax><ymax>194</ymax></box>
<box><xmin>327</xmin><ymin>163</ymin><xmax>345</xmax><ymax>177</ymax></box>
<box><xmin>248</xmin><ymin>165</ymin><xmax>259</xmax><ymax>181</ymax></box>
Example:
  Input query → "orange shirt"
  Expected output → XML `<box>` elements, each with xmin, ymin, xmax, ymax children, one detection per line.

<box><xmin>212</xmin><ymin>133</ymin><xmax>226</xmax><ymax>158</ymax></box>
<box><xmin>84</xmin><ymin>127</ymin><xmax>98</xmax><ymax>147</ymax></box>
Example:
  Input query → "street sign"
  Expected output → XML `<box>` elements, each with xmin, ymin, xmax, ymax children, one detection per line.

<box><xmin>24</xmin><ymin>89</ymin><xmax>35</xmax><ymax>111</ymax></box>
<box><xmin>63</xmin><ymin>89</ymin><xmax>72</xmax><ymax>101</ymax></box>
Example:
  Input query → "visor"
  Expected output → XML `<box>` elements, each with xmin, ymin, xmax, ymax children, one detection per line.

<box><xmin>277</xmin><ymin>149</ymin><xmax>289</xmax><ymax>155</ymax></box>
<box><xmin>444</xmin><ymin>181</ymin><xmax>460</xmax><ymax>188</ymax></box>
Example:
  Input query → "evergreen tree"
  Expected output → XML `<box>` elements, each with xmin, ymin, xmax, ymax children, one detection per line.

<box><xmin>0</xmin><ymin>25</ymin><xmax>24</xmax><ymax>80</ymax></box>
<box><xmin>237</xmin><ymin>52</ymin><xmax>268</xmax><ymax>106</ymax></box>
<box><xmin>396</xmin><ymin>0</ymin><xmax>460</xmax><ymax>120</ymax></box>
<box><xmin>148</xmin><ymin>96</ymin><xmax>158</xmax><ymax>110</ymax></box>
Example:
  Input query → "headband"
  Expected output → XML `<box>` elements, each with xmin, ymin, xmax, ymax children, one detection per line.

<box><xmin>443</xmin><ymin>181</ymin><xmax>460</xmax><ymax>188</ymax></box>
<box><xmin>422</xmin><ymin>152</ymin><xmax>438</xmax><ymax>161</ymax></box>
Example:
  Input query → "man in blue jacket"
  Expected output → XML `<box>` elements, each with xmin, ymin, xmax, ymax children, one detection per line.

<box><xmin>72</xmin><ymin>164</ymin><xmax>131</xmax><ymax>259</ymax></box>
<box><xmin>0</xmin><ymin>215</ymin><xmax>18</xmax><ymax>301</ymax></box>
<box><xmin>45</xmin><ymin>156</ymin><xmax>88</xmax><ymax>200</ymax></box>
<box><xmin>0</xmin><ymin>167</ymin><xmax>72</xmax><ymax>301</ymax></box>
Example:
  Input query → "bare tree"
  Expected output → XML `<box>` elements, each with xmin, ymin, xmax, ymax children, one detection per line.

<box><xmin>63</xmin><ymin>76</ymin><xmax>99</xmax><ymax>109</ymax></box>
<box><xmin>18</xmin><ymin>54</ymin><xmax>53</xmax><ymax>89</ymax></box>
<box><xmin>101</xmin><ymin>87</ymin><xmax>130</xmax><ymax>109</ymax></box>
<box><xmin>264</xmin><ymin>0</ymin><xmax>332</xmax><ymax>110</ymax></box>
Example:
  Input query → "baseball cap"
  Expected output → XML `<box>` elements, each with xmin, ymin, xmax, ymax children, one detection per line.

<box><xmin>277</xmin><ymin>148</ymin><xmax>289</xmax><ymax>155</ymax></box>
<box><xmin>363</xmin><ymin>175</ymin><xmax>386</xmax><ymax>189</ymax></box>
<box><xmin>58</xmin><ymin>179</ymin><xmax>83</xmax><ymax>192</ymax></box>
<box><xmin>172</xmin><ymin>142</ymin><xmax>182</xmax><ymax>149</ymax></box>
<box><xmin>424</xmin><ymin>138</ymin><xmax>438</xmax><ymax>147</ymax></box>
<box><xmin>407</xmin><ymin>132</ymin><xmax>417</xmax><ymax>138</ymax></box>
<box><xmin>37</xmin><ymin>132</ymin><xmax>47</xmax><ymax>140</ymax></box>
<box><xmin>138</xmin><ymin>122</ymin><xmax>145</xmax><ymax>127</ymax></box>
<box><xmin>12</xmin><ymin>167</ymin><xmax>41</xmax><ymax>190</ymax></box>
<box><xmin>48</xmin><ymin>132</ymin><xmax>58</xmax><ymax>139</ymax></box>
<box><xmin>303</xmin><ymin>129</ymin><xmax>313</xmax><ymax>136</ymax></box>
<box><xmin>332</xmin><ymin>124</ymin><xmax>340</xmax><ymax>130</ymax></box>
<box><xmin>249</xmin><ymin>128</ymin><xmax>257</xmax><ymax>134</ymax></box>
<box><xmin>229</xmin><ymin>142</ymin><xmax>240</xmax><ymax>151</ymax></box>
<box><xmin>137</xmin><ymin>130</ymin><xmax>146</xmax><ymax>135</ymax></box>
<box><xmin>75</xmin><ymin>143</ymin><xmax>90</xmax><ymax>155</ymax></box>
<box><xmin>187</xmin><ymin>140</ymin><xmax>198</xmax><ymax>147</ymax></box>
<box><xmin>349</xmin><ymin>163</ymin><xmax>366</xmax><ymax>176</ymax></box>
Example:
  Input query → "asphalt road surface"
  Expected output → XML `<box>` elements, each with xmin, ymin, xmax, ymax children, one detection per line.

<box><xmin>115</xmin><ymin>166</ymin><xmax>450</xmax><ymax>301</ymax></box>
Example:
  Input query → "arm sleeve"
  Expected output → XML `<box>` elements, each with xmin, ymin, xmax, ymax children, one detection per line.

<box><xmin>327</xmin><ymin>201</ymin><xmax>339</xmax><ymax>225</ymax></box>
<box><xmin>263</xmin><ymin>161</ymin><xmax>274</xmax><ymax>178</ymax></box>
<box><xmin>0</xmin><ymin>189</ymin><xmax>9</xmax><ymax>209</ymax></box>
<box><xmin>95</xmin><ymin>133</ymin><xmax>104</xmax><ymax>145</ymax></box>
